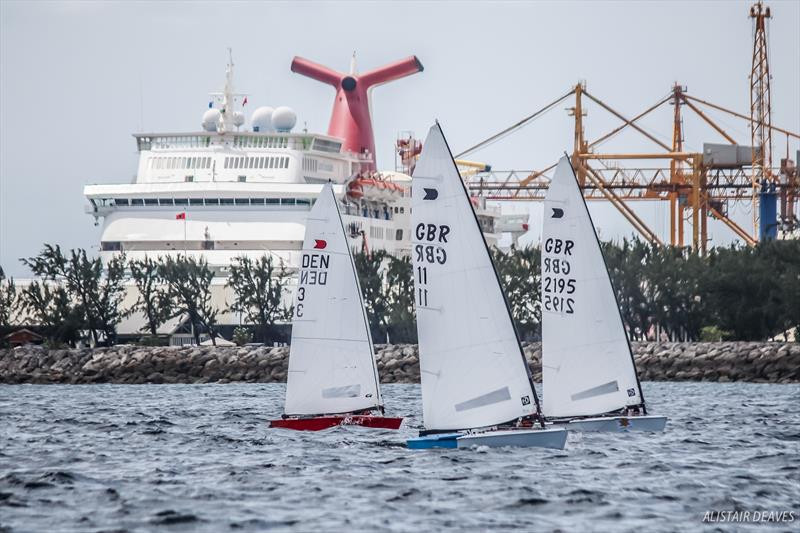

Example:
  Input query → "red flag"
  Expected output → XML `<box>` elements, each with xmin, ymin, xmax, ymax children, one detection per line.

<box><xmin>313</xmin><ymin>239</ymin><xmax>327</xmax><ymax>249</ymax></box>
<box><xmin>242</xmin><ymin>96</ymin><xmax>248</xmax><ymax>107</ymax></box>
<box><xmin>176</xmin><ymin>212</ymin><xmax>186</xmax><ymax>220</ymax></box>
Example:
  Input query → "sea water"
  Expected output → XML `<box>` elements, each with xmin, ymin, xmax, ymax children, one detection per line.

<box><xmin>1</xmin><ymin>382</ymin><xmax>798</xmax><ymax>532</ymax></box>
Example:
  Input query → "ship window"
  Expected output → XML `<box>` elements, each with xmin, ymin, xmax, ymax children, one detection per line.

<box><xmin>249</xmin><ymin>157</ymin><xmax>254</xmax><ymax>168</ymax></box>
<box><xmin>224</xmin><ymin>157</ymin><xmax>230</xmax><ymax>169</ymax></box>
<box><xmin>312</xmin><ymin>138</ymin><xmax>342</xmax><ymax>153</ymax></box>
<box><xmin>233</xmin><ymin>158</ymin><xmax>239</xmax><ymax>169</ymax></box>
<box><xmin>205</xmin><ymin>157</ymin><xmax>211</xmax><ymax>169</ymax></box>
<box><xmin>189</xmin><ymin>199</ymin><xmax>203</xmax><ymax>206</ymax></box>
<box><xmin>250</xmin><ymin>198</ymin><xmax>265</xmax><ymax>205</ymax></box>
<box><xmin>281</xmin><ymin>198</ymin><xmax>296</xmax><ymax>205</ymax></box>
<box><xmin>283</xmin><ymin>157</ymin><xmax>289</xmax><ymax>168</ymax></box>
<box><xmin>174</xmin><ymin>198</ymin><xmax>188</xmax><ymax>205</ymax></box>
<box><xmin>191</xmin><ymin>157</ymin><xmax>197</xmax><ymax>169</ymax></box>
<box><xmin>257</xmin><ymin>157</ymin><xmax>263</xmax><ymax>168</ymax></box>
<box><xmin>265</xmin><ymin>198</ymin><xmax>279</xmax><ymax>204</ymax></box>
<box><xmin>268</xmin><ymin>157</ymin><xmax>275</xmax><ymax>169</ymax></box>
<box><xmin>158</xmin><ymin>198</ymin><xmax>174</xmax><ymax>206</ymax></box>
<box><xmin>205</xmin><ymin>198</ymin><xmax>219</xmax><ymax>206</ymax></box>
<box><xmin>131</xmin><ymin>198</ymin><xmax>144</xmax><ymax>206</ymax></box>
<box><xmin>400</xmin><ymin>207</ymin><xmax>405</xmax><ymax>213</ymax></box>
<box><xmin>185</xmin><ymin>175</ymin><xmax>194</xmax><ymax>182</ymax></box>
<box><xmin>101</xmin><ymin>241</ymin><xmax>122</xmax><ymax>251</ymax></box>
<box><xmin>238</xmin><ymin>176</ymin><xmax>246</xmax><ymax>182</ymax></box>
<box><xmin>396</xmin><ymin>229</ymin><xmax>403</xmax><ymax>241</ymax></box>
<box><xmin>296</xmin><ymin>199</ymin><xmax>310</xmax><ymax>206</ymax></box>
<box><xmin>235</xmin><ymin>198</ymin><xmax>249</xmax><ymax>205</ymax></box>
<box><xmin>220</xmin><ymin>198</ymin><xmax>234</xmax><ymax>205</ymax></box>
<box><xmin>114</xmin><ymin>198</ymin><xmax>129</xmax><ymax>206</ymax></box>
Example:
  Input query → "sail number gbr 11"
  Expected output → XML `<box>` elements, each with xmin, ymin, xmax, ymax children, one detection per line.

<box><xmin>543</xmin><ymin>237</ymin><xmax>576</xmax><ymax>315</ymax></box>
<box><xmin>414</xmin><ymin>223</ymin><xmax>450</xmax><ymax>308</ymax></box>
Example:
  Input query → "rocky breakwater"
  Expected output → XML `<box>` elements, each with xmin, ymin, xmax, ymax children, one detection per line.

<box><xmin>0</xmin><ymin>341</ymin><xmax>798</xmax><ymax>385</ymax></box>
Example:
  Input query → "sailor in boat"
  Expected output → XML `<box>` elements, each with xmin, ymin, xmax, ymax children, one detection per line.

<box><xmin>269</xmin><ymin>183</ymin><xmax>402</xmax><ymax>431</ymax></box>
<box><xmin>405</xmin><ymin>123</ymin><xmax>568</xmax><ymax>450</ymax></box>
<box><xmin>540</xmin><ymin>156</ymin><xmax>667</xmax><ymax>433</ymax></box>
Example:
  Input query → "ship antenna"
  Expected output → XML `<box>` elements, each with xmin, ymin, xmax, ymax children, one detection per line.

<box><xmin>219</xmin><ymin>48</ymin><xmax>236</xmax><ymax>133</ymax></box>
<box><xmin>350</xmin><ymin>51</ymin><xmax>357</xmax><ymax>75</ymax></box>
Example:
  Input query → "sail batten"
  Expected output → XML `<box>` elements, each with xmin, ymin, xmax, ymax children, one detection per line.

<box><xmin>542</xmin><ymin>157</ymin><xmax>643</xmax><ymax>418</ymax></box>
<box><xmin>283</xmin><ymin>183</ymin><xmax>381</xmax><ymax>416</ymax></box>
<box><xmin>412</xmin><ymin>124</ymin><xmax>538</xmax><ymax>431</ymax></box>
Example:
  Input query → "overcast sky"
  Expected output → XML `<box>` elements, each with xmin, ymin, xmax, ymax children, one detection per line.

<box><xmin>1</xmin><ymin>0</ymin><xmax>799</xmax><ymax>276</ymax></box>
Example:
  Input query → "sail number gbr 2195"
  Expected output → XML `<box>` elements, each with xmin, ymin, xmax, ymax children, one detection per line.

<box><xmin>543</xmin><ymin>237</ymin><xmax>576</xmax><ymax>314</ymax></box>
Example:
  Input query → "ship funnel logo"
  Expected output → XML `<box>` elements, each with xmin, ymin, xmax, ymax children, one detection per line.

<box><xmin>551</xmin><ymin>208</ymin><xmax>564</xmax><ymax>219</ymax></box>
<box><xmin>314</xmin><ymin>239</ymin><xmax>327</xmax><ymax>249</ymax></box>
<box><xmin>423</xmin><ymin>188</ymin><xmax>438</xmax><ymax>200</ymax></box>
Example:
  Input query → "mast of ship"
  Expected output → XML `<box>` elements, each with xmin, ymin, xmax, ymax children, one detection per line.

<box><xmin>211</xmin><ymin>48</ymin><xmax>247</xmax><ymax>134</ymax></box>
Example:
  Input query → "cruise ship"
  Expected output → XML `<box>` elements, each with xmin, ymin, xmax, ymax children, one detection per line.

<box><xmin>84</xmin><ymin>53</ymin><xmax>511</xmax><ymax>275</ymax></box>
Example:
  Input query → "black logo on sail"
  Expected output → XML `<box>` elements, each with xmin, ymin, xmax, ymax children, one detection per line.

<box><xmin>521</xmin><ymin>396</ymin><xmax>531</xmax><ymax>406</ymax></box>
<box><xmin>551</xmin><ymin>208</ymin><xmax>564</xmax><ymax>218</ymax></box>
<box><xmin>627</xmin><ymin>388</ymin><xmax>636</xmax><ymax>397</ymax></box>
<box><xmin>423</xmin><ymin>188</ymin><xmax>438</xmax><ymax>200</ymax></box>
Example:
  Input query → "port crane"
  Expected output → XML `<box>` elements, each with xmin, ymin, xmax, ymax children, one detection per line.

<box><xmin>440</xmin><ymin>1</ymin><xmax>798</xmax><ymax>253</ymax></box>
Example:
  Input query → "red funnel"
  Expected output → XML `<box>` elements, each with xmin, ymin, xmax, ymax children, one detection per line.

<box><xmin>291</xmin><ymin>55</ymin><xmax>423</xmax><ymax>171</ymax></box>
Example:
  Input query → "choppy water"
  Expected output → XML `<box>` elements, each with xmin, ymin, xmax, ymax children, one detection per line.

<box><xmin>1</xmin><ymin>382</ymin><xmax>798</xmax><ymax>532</ymax></box>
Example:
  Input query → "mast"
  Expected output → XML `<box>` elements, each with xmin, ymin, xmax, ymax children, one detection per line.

<box><xmin>329</xmin><ymin>184</ymin><xmax>383</xmax><ymax>410</ymax></box>
<box><xmin>210</xmin><ymin>48</ymin><xmax>247</xmax><ymax>134</ymax></box>
<box><xmin>436</xmin><ymin>123</ymin><xmax>544</xmax><ymax>421</ymax></box>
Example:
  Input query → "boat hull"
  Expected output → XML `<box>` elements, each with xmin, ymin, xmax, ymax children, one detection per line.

<box><xmin>269</xmin><ymin>415</ymin><xmax>403</xmax><ymax>431</ymax></box>
<box><xmin>559</xmin><ymin>415</ymin><xmax>667</xmax><ymax>433</ymax></box>
<box><xmin>407</xmin><ymin>427</ymin><xmax>568</xmax><ymax>450</ymax></box>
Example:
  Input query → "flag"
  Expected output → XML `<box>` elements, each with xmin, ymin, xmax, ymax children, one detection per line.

<box><xmin>242</xmin><ymin>96</ymin><xmax>248</xmax><ymax>107</ymax></box>
<box><xmin>208</xmin><ymin>101</ymin><xmax>213</xmax><ymax>108</ymax></box>
<box><xmin>176</xmin><ymin>213</ymin><xmax>186</xmax><ymax>220</ymax></box>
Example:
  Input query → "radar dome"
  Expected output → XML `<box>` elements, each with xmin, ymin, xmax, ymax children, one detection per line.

<box><xmin>251</xmin><ymin>106</ymin><xmax>274</xmax><ymax>132</ymax></box>
<box><xmin>202</xmin><ymin>108</ymin><xmax>221</xmax><ymax>131</ymax></box>
<box><xmin>272</xmin><ymin>106</ymin><xmax>297</xmax><ymax>132</ymax></box>
<box><xmin>233</xmin><ymin>111</ymin><xmax>245</xmax><ymax>127</ymax></box>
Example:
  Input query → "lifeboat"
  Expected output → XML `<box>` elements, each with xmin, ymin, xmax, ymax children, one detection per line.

<box><xmin>347</xmin><ymin>174</ymin><xmax>407</xmax><ymax>202</ymax></box>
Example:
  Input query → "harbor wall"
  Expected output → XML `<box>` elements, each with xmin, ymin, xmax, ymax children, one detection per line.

<box><xmin>1</xmin><ymin>342</ymin><xmax>798</xmax><ymax>385</ymax></box>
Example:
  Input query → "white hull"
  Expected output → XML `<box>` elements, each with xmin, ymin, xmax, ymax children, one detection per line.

<box><xmin>554</xmin><ymin>415</ymin><xmax>667</xmax><ymax>433</ymax></box>
<box><xmin>456</xmin><ymin>427</ymin><xmax>567</xmax><ymax>449</ymax></box>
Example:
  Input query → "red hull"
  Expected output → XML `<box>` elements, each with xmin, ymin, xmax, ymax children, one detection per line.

<box><xmin>269</xmin><ymin>415</ymin><xmax>403</xmax><ymax>431</ymax></box>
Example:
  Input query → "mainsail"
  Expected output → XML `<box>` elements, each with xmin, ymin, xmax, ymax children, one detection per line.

<box><xmin>284</xmin><ymin>183</ymin><xmax>382</xmax><ymax>416</ymax></box>
<box><xmin>412</xmin><ymin>123</ymin><xmax>539</xmax><ymax>431</ymax></box>
<box><xmin>542</xmin><ymin>157</ymin><xmax>644</xmax><ymax>418</ymax></box>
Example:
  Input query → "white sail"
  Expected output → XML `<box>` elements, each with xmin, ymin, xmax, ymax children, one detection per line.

<box><xmin>412</xmin><ymin>124</ymin><xmax>538</xmax><ymax>431</ymax></box>
<box><xmin>284</xmin><ymin>183</ymin><xmax>381</xmax><ymax>416</ymax></box>
<box><xmin>542</xmin><ymin>157</ymin><xmax>642</xmax><ymax>418</ymax></box>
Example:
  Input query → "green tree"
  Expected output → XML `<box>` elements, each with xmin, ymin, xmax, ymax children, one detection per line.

<box><xmin>20</xmin><ymin>280</ymin><xmax>82</xmax><ymax>346</ymax></box>
<box><xmin>384</xmin><ymin>255</ymin><xmax>416</xmax><ymax>343</ymax></box>
<box><xmin>492</xmin><ymin>245</ymin><xmax>541</xmax><ymax>340</ymax></box>
<box><xmin>22</xmin><ymin>245</ymin><xmax>126</xmax><ymax>345</ymax></box>
<box><xmin>354</xmin><ymin>250</ymin><xmax>391</xmax><ymax>341</ymax></box>
<box><xmin>159</xmin><ymin>255</ymin><xmax>218</xmax><ymax>345</ymax></box>
<box><xmin>129</xmin><ymin>257</ymin><xmax>174</xmax><ymax>336</ymax></box>
<box><xmin>226</xmin><ymin>255</ymin><xmax>292</xmax><ymax>343</ymax></box>
<box><xmin>0</xmin><ymin>265</ymin><xmax>18</xmax><ymax>330</ymax></box>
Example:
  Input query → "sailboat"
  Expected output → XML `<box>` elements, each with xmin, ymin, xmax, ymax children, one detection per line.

<box><xmin>541</xmin><ymin>156</ymin><xmax>667</xmax><ymax>432</ymax></box>
<box><xmin>406</xmin><ymin>123</ymin><xmax>568</xmax><ymax>450</ymax></box>
<box><xmin>269</xmin><ymin>183</ymin><xmax>403</xmax><ymax>431</ymax></box>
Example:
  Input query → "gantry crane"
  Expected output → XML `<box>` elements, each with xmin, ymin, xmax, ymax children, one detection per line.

<box><xmin>455</xmin><ymin>1</ymin><xmax>798</xmax><ymax>253</ymax></box>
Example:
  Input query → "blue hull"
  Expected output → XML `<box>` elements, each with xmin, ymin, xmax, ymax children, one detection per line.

<box><xmin>407</xmin><ymin>433</ymin><xmax>462</xmax><ymax>449</ymax></box>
